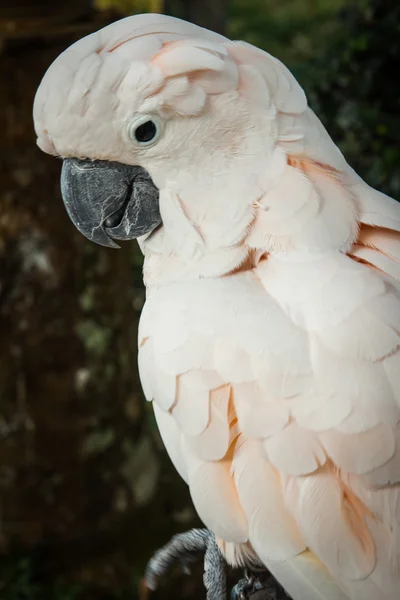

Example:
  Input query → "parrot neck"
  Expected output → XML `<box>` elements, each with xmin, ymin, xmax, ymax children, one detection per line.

<box><xmin>141</xmin><ymin>227</ymin><xmax>253</xmax><ymax>286</ymax></box>
<box><xmin>140</xmin><ymin>157</ymin><xmax>359</xmax><ymax>287</ymax></box>
<box><xmin>140</xmin><ymin>178</ymin><xmax>258</xmax><ymax>285</ymax></box>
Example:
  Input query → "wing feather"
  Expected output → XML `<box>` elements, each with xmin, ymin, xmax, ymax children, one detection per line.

<box><xmin>347</xmin><ymin>176</ymin><xmax>400</xmax><ymax>282</ymax></box>
<box><xmin>139</xmin><ymin>183</ymin><xmax>400</xmax><ymax>600</ymax></box>
<box><xmin>264</xmin><ymin>423</ymin><xmax>326</xmax><ymax>476</ymax></box>
<box><xmin>184</xmin><ymin>439</ymin><xmax>248</xmax><ymax>543</ymax></box>
<box><xmin>232</xmin><ymin>436</ymin><xmax>306</xmax><ymax>561</ymax></box>
<box><xmin>171</xmin><ymin>371</ymin><xmax>210</xmax><ymax>436</ymax></box>
<box><xmin>283</xmin><ymin>467</ymin><xmax>376</xmax><ymax>581</ymax></box>
<box><xmin>185</xmin><ymin>385</ymin><xmax>231</xmax><ymax>461</ymax></box>
<box><xmin>266</xmin><ymin>552</ymin><xmax>351</xmax><ymax>600</ymax></box>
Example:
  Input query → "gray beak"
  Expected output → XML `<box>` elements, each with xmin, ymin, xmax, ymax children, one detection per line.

<box><xmin>60</xmin><ymin>158</ymin><xmax>161</xmax><ymax>248</ymax></box>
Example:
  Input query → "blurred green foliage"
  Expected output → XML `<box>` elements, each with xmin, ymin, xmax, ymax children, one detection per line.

<box><xmin>229</xmin><ymin>0</ymin><xmax>362</xmax><ymax>65</ymax></box>
<box><xmin>0</xmin><ymin>553</ymin><xmax>82</xmax><ymax>600</ymax></box>
<box><xmin>0</xmin><ymin>551</ymin><xmax>145</xmax><ymax>600</ymax></box>
<box><xmin>304</xmin><ymin>0</ymin><xmax>400</xmax><ymax>197</ymax></box>
<box><xmin>95</xmin><ymin>0</ymin><xmax>162</xmax><ymax>14</ymax></box>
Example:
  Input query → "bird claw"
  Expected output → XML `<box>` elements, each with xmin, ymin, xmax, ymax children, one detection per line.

<box><xmin>143</xmin><ymin>528</ymin><xmax>226</xmax><ymax>599</ymax></box>
<box><xmin>231</xmin><ymin>569</ymin><xmax>291</xmax><ymax>600</ymax></box>
<box><xmin>142</xmin><ymin>528</ymin><xmax>290</xmax><ymax>600</ymax></box>
<box><xmin>231</xmin><ymin>570</ymin><xmax>261</xmax><ymax>600</ymax></box>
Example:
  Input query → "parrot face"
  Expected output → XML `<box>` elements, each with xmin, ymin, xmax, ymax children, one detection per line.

<box><xmin>33</xmin><ymin>13</ymin><xmax>287</xmax><ymax>261</ymax></box>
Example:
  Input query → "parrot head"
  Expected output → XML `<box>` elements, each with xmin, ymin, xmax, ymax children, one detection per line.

<box><xmin>35</xmin><ymin>13</ymin><xmax>347</xmax><ymax>279</ymax></box>
<box><xmin>34</xmin><ymin>13</ymin><xmax>233</xmax><ymax>250</ymax></box>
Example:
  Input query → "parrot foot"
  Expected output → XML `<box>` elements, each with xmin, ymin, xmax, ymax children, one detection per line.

<box><xmin>142</xmin><ymin>528</ymin><xmax>291</xmax><ymax>599</ymax></box>
<box><xmin>231</xmin><ymin>568</ymin><xmax>291</xmax><ymax>600</ymax></box>
<box><xmin>142</xmin><ymin>527</ymin><xmax>227</xmax><ymax>599</ymax></box>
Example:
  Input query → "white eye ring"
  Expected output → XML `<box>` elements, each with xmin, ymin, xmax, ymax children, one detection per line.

<box><xmin>125</xmin><ymin>114</ymin><xmax>163</xmax><ymax>147</ymax></box>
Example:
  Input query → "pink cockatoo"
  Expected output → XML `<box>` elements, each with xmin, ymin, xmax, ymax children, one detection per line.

<box><xmin>33</xmin><ymin>13</ymin><xmax>400</xmax><ymax>600</ymax></box>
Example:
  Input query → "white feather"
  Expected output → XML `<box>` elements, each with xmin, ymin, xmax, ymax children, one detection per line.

<box><xmin>184</xmin><ymin>440</ymin><xmax>248</xmax><ymax>543</ymax></box>
<box><xmin>265</xmin><ymin>552</ymin><xmax>349</xmax><ymax>600</ymax></box>
<box><xmin>185</xmin><ymin>385</ymin><xmax>231</xmax><ymax>460</ymax></box>
<box><xmin>232</xmin><ymin>438</ymin><xmax>305</xmax><ymax>561</ymax></box>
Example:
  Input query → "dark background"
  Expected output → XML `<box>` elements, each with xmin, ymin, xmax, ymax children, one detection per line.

<box><xmin>0</xmin><ymin>0</ymin><xmax>398</xmax><ymax>598</ymax></box>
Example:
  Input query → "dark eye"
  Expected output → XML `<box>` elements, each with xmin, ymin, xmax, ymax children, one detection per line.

<box><xmin>126</xmin><ymin>114</ymin><xmax>163</xmax><ymax>147</ymax></box>
<box><xmin>135</xmin><ymin>120</ymin><xmax>157</xmax><ymax>143</ymax></box>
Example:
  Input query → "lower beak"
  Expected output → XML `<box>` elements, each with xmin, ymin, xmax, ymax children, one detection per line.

<box><xmin>60</xmin><ymin>158</ymin><xmax>161</xmax><ymax>248</ymax></box>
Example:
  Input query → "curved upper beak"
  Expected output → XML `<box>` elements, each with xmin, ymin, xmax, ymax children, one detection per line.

<box><xmin>60</xmin><ymin>158</ymin><xmax>161</xmax><ymax>248</ymax></box>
